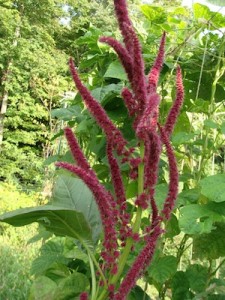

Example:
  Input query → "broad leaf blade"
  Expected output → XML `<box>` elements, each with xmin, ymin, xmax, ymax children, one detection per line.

<box><xmin>179</xmin><ymin>204</ymin><xmax>224</xmax><ymax>234</ymax></box>
<box><xmin>200</xmin><ymin>174</ymin><xmax>225</xmax><ymax>203</ymax></box>
<box><xmin>0</xmin><ymin>205</ymin><xmax>92</xmax><ymax>242</ymax></box>
<box><xmin>148</xmin><ymin>255</ymin><xmax>177</xmax><ymax>284</ymax></box>
<box><xmin>51</xmin><ymin>176</ymin><xmax>101</xmax><ymax>242</ymax></box>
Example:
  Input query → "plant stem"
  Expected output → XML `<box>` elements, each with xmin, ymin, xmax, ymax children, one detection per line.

<box><xmin>82</xmin><ymin>243</ymin><xmax>107</xmax><ymax>287</ymax></box>
<box><xmin>88</xmin><ymin>252</ymin><xmax>97</xmax><ymax>300</ymax></box>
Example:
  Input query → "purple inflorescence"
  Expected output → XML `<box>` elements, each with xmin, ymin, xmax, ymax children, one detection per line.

<box><xmin>56</xmin><ymin>0</ymin><xmax>184</xmax><ymax>298</ymax></box>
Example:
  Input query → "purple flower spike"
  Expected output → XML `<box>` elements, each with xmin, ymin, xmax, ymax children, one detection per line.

<box><xmin>136</xmin><ymin>93</ymin><xmax>160</xmax><ymax>140</ymax></box>
<box><xmin>106</xmin><ymin>141</ymin><xmax>128</xmax><ymax>223</ymax></box>
<box><xmin>124</xmin><ymin>24</ymin><xmax>147</xmax><ymax>110</ymax></box>
<box><xmin>158</xmin><ymin>124</ymin><xmax>179</xmax><ymax>220</ymax></box>
<box><xmin>69</xmin><ymin>58</ymin><xmax>127</xmax><ymax>154</ymax></box>
<box><xmin>113</xmin><ymin>0</ymin><xmax>134</xmax><ymax>53</ymax></box>
<box><xmin>80</xmin><ymin>292</ymin><xmax>89</xmax><ymax>300</ymax></box>
<box><xmin>99</xmin><ymin>36</ymin><xmax>133</xmax><ymax>83</ymax></box>
<box><xmin>114</xmin><ymin>225</ymin><xmax>162</xmax><ymax>300</ymax></box>
<box><xmin>144</xmin><ymin>132</ymin><xmax>161</xmax><ymax>195</ymax></box>
<box><xmin>121</xmin><ymin>88</ymin><xmax>137</xmax><ymax>116</ymax></box>
<box><xmin>148</xmin><ymin>32</ymin><xmax>166</xmax><ymax>94</ymax></box>
<box><xmin>64</xmin><ymin>127</ymin><xmax>91</xmax><ymax>172</ymax></box>
<box><xmin>164</xmin><ymin>65</ymin><xmax>184</xmax><ymax>137</ymax></box>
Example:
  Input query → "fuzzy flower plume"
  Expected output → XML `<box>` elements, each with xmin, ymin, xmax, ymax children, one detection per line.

<box><xmin>106</xmin><ymin>140</ymin><xmax>130</xmax><ymax>241</ymax></box>
<box><xmin>164</xmin><ymin>65</ymin><xmax>184</xmax><ymax>137</ymax></box>
<box><xmin>64</xmin><ymin>127</ymin><xmax>91</xmax><ymax>172</ymax></box>
<box><xmin>79</xmin><ymin>292</ymin><xmax>89</xmax><ymax>300</ymax></box>
<box><xmin>99</xmin><ymin>37</ymin><xmax>133</xmax><ymax>83</ymax></box>
<box><xmin>57</xmin><ymin>0</ymin><xmax>184</xmax><ymax>298</ymax></box>
<box><xmin>158</xmin><ymin>124</ymin><xmax>179</xmax><ymax>219</ymax></box>
<box><xmin>113</xmin><ymin>0</ymin><xmax>133</xmax><ymax>52</ymax></box>
<box><xmin>148</xmin><ymin>32</ymin><xmax>166</xmax><ymax>94</ymax></box>
<box><xmin>69</xmin><ymin>58</ymin><xmax>127</xmax><ymax>155</ymax></box>
<box><xmin>114</xmin><ymin>225</ymin><xmax>162</xmax><ymax>300</ymax></box>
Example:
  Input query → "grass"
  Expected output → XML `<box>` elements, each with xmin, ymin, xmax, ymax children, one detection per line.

<box><xmin>0</xmin><ymin>183</ymin><xmax>41</xmax><ymax>300</ymax></box>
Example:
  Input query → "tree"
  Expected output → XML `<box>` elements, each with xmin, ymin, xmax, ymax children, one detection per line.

<box><xmin>0</xmin><ymin>0</ymin><xmax>70</xmax><ymax>186</ymax></box>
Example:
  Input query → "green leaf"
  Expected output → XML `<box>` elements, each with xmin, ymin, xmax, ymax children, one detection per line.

<box><xmin>171</xmin><ymin>271</ymin><xmax>192</xmax><ymax>300</ymax></box>
<box><xmin>221</xmin><ymin>122</ymin><xmax>225</xmax><ymax>135</ymax></box>
<box><xmin>140</xmin><ymin>5</ymin><xmax>166</xmax><ymax>23</ymax></box>
<box><xmin>179</xmin><ymin>204</ymin><xmax>224</xmax><ymax>234</ymax></box>
<box><xmin>91</xmin><ymin>83</ymin><xmax>122</xmax><ymax>105</ymax></box>
<box><xmin>29</xmin><ymin>276</ymin><xmax>57</xmax><ymax>300</ymax></box>
<box><xmin>193</xmin><ymin>3</ymin><xmax>211</xmax><ymax>21</ymax></box>
<box><xmin>148</xmin><ymin>255</ymin><xmax>177</xmax><ymax>284</ymax></box>
<box><xmin>177</xmin><ymin>188</ymin><xmax>200</xmax><ymax>206</ymax></box>
<box><xmin>155</xmin><ymin>183</ymin><xmax>169</xmax><ymax>210</ymax></box>
<box><xmin>165</xmin><ymin>214</ymin><xmax>181</xmax><ymax>238</ymax></box>
<box><xmin>200</xmin><ymin>174</ymin><xmax>225</xmax><ymax>203</ymax></box>
<box><xmin>126</xmin><ymin>181</ymin><xmax>138</xmax><ymax>199</ymax></box>
<box><xmin>204</xmin><ymin>119</ymin><xmax>218</xmax><ymax>129</ymax></box>
<box><xmin>31</xmin><ymin>239</ymin><xmax>70</xmax><ymax>275</ymax></box>
<box><xmin>51</xmin><ymin>175</ymin><xmax>101</xmax><ymax>242</ymax></box>
<box><xmin>186</xmin><ymin>264</ymin><xmax>208</xmax><ymax>293</ymax></box>
<box><xmin>64</xmin><ymin>247</ymin><xmax>88</xmax><ymax>263</ymax></box>
<box><xmin>104</xmin><ymin>61</ymin><xmax>127</xmax><ymax>80</ymax></box>
<box><xmin>51</xmin><ymin>106</ymin><xmax>80</xmax><ymax>121</ymax></box>
<box><xmin>128</xmin><ymin>285</ymin><xmax>151</xmax><ymax>300</ymax></box>
<box><xmin>193</xmin><ymin>223</ymin><xmax>225</xmax><ymax>259</ymax></box>
<box><xmin>0</xmin><ymin>205</ymin><xmax>93</xmax><ymax>242</ymax></box>
<box><xmin>55</xmin><ymin>272</ymin><xmax>89</xmax><ymax>299</ymax></box>
<box><xmin>172</xmin><ymin>132</ymin><xmax>195</xmax><ymax>145</ymax></box>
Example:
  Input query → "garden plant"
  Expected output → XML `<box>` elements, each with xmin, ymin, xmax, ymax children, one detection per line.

<box><xmin>1</xmin><ymin>0</ymin><xmax>225</xmax><ymax>299</ymax></box>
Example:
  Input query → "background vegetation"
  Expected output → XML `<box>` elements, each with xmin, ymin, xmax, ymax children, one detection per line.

<box><xmin>1</xmin><ymin>0</ymin><xmax>225</xmax><ymax>299</ymax></box>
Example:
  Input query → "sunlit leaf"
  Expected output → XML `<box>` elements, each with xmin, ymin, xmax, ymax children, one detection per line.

<box><xmin>148</xmin><ymin>255</ymin><xmax>177</xmax><ymax>284</ymax></box>
<box><xmin>0</xmin><ymin>205</ymin><xmax>92</xmax><ymax>242</ymax></box>
<box><xmin>104</xmin><ymin>61</ymin><xmax>127</xmax><ymax>80</ymax></box>
<box><xmin>179</xmin><ymin>204</ymin><xmax>224</xmax><ymax>234</ymax></box>
<box><xmin>193</xmin><ymin>223</ymin><xmax>225</xmax><ymax>259</ymax></box>
<box><xmin>200</xmin><ymin>174</ymin><xmax>225</xmax><ymax>203</ymax></box>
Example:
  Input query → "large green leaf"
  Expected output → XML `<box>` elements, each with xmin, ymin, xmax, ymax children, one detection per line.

<box><xmin>128</xmin><ymin>285</ymin><xmax>151</xmax><ymax>300</ymax></box>
<box><xmin>51</xmin><ymin>106</ymin><xmax>80</xmax><ymax>121</ymax></box>
<box><xmin>29</xmin><ymin>276</ymin><xmax>57</xmax><ymax>300</ymax></box>
<box><xmin>171</xmin><ymin>271</ymin><xmax>192</xmax><ymax>300</ymax></box>
<box><xmin>148</xmin><ymin>255</ymin><xmax>177</xmax><ymax>284</ymax></box>
<box><xmin>193</xmin><ymin>3</ymin><xmax>225</xmax><ymax>27</ymax></box>
<box><xmin>31</xmin><ymin>239</ymin><xmax>70</xmax><ymax>275</ymax></box>
<box><xmin>200</xmin><ymin>174</ymin><xmax>225</xmax><ymax>203</ymax></box>
<box><xmin>91</xmin><ymin>83</ymin><xmax>122</xmax><ymax>105</ymax></box>
<box><xmin>186</xmin><ymin>264</ymin><xmax>208</xmax><ymax>293</ymax></box>
<box><xmin>179</xmin><ymin>204</ymin><xmax>224</xmax><ymax>234</ymax></box>
<box><xmin>0</xmin><ymin>205</ymin><xmax>92</xmax><ymax>242</ymax></box>
<box><xmin>104</xmin><ymin>61</ymin><xmax>127</xmax><ymax>80</ymax></box>
<box><xmin>51</xmin><ymin>175</ymin><xmax>101</xmax><ymax>242</ymax></box>
<box><xmin>140</xmin><ymin>5</ymin><xmax>166</xmax><ymax>23</ymax></box>
<box><xmin>193</xmin><ymin>223</ymin><xmax>225</xmax><ymax>259</ymax></box>
<box><xmin>193</xmin><ymin>3</ymin><xmax>211</xmax><ymax>22</ymax></box>
<box><xmin>165</xmin><ymin>213</ymin><xmax>181</xmax><ymax>238</ymax></box>
<box><xmin>55</xmin><ymin>271</ymin><xmax>89</xmax><ymax>299</ymax></box>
